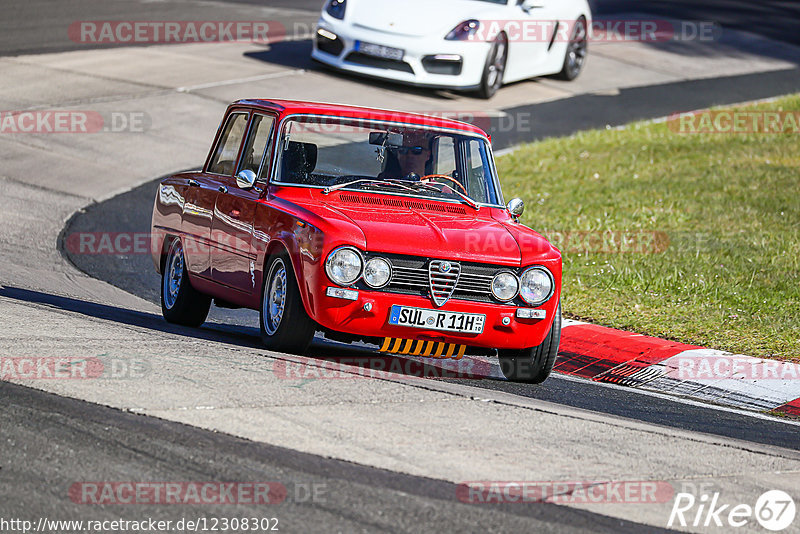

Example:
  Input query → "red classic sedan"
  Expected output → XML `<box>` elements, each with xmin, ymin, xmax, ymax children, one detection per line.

<box><xmin>151</xmin><ymin>99</ymin><xmax>562</xmax><ymax>383</ymax></box>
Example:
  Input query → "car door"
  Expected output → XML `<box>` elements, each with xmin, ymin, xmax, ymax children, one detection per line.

<box><xmin>504</xmin><ymin>0</ymin><xmax>562</xmax><ymax>81</ymax></box>
<box><xmin>183</xmin><ymin>111</ymin><xmax>249</xmax><ymax>278</ymax></box>
<box><xmin>210</xmin><ymin>112</ymin><xmax>276</xmax><ymax>293</ymax></box>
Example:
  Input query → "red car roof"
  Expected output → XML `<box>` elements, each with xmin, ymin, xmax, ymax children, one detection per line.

<box><xmin>233</xmin><ymin>99</ymin><xmax>489</xmax><ymax>138</ymax></box>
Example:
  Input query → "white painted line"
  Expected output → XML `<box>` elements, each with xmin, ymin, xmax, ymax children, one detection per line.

<box><xmin>493</xmin><ymin>146</ymin><xmax>519</xmax><ymax>158</ymax></box>
<box><xmin>176</xmin><ymin>69</ymin><xmax>306</xmax><ymax>92</ymax></box>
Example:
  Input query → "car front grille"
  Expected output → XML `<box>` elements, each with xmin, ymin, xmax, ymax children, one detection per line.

<box><xmin>359</xmin><ymin>254</ymin><xmax>516</xmax><ymax>306</ymax></box>
<box><xmin>344</xmin><ymin>52</ymin><xmax>415</xmax><ymax>74</ymax></box>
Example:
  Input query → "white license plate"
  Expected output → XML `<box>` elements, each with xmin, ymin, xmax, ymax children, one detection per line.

<box><xmin>388</xmin><ymin>305</ymin><xmax>485</xmax><ymax>334</ymax></box>
<box><xmin>356</xmin><ymin>40</ymin><xmax>404</xmax><ymax>61</ymax></box>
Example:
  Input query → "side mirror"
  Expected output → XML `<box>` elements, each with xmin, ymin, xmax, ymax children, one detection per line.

<box><xmin>236</xmin><ymin>169</ymin><xmax>257</xmax><ymax>190</ymax></box>
<box><xmin>507</xmin><ymin>198</ymin><xmax>524</xmax><ymax>218</ymax></box>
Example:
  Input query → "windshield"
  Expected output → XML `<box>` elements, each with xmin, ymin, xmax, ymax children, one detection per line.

<box><xmin>273</xmin><ymin>116</ymin><xmax>502</xmax><ymax>205</ymax></box>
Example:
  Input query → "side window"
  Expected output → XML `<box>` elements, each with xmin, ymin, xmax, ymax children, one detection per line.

<box><xmin>208</xmin><ymin>113</ymin><xmax>248</xmax><ymax>175</ymax></box>
<box><xmin>239</xmin><ymin>114</ymin><xmax>275</xmax><ymax>178</ymax></box>
<box><xmin>432</xmin><ymin>136</ymin><xmax>456</xmax><ymax>175</ymax></box>
<box><xmin>464</xmin><ymin>139</ymin><xmax>490</xmax><ymax>203</ymax></box>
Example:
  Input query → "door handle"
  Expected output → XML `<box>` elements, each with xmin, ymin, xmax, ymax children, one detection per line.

<box><xmin>218</xmin><ymin>185</ymin><xmax>228</xmax><ymax>193</ymax></box>
<box><xmin>188</xmin><ymin>179</ymin><xmax>200</xmax><ymax>187</ymax></box>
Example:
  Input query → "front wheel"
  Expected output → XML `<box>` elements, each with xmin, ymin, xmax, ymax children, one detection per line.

<box><xmin>555</xmin><ymin>17</ymin><xmax>588</xmax><ymax>81</ymax></box>
<box><xmin>477</xmin><ymin>33</ymin><xmax>508</xmax><ymax>99</ymax></box>
<box><xmin>499</xmin><ymin>302</ymin><xmax>561</xmax><ymax>383</ymax></box>
<box><xmin>160</xmin><ymin>238</ymin><xmax>211</xmax><ymax>327</ymax></box>
<box><xmin>259</xmin><ymin>254</ymin><xmax>316</xmax><ymax>353</ymax></box>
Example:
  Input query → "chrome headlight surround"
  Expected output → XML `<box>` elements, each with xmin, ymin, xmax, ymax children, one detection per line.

<box><xmin>445</xmin><ymin>19</ymin><xmax>481</xmax><ymax>40</ymax></box>
<box><xmin>491</xmin><ymin>271</ymin><xmax>520</xmax><ymax>302</ymax></box>
<box><xmin>519</xmin><ymin>266</ymin><xmax>554</xmax><ymax>306</ymax></box>
<box><xmin>363</xmin><ymin>257</ymin><xmax>392</xmax><ymax>289</ymax></box>
<box><xmin>325</xmin><ymin>0</ymin><xmax>346</xmax><ymax>19</ymax></box>
<box><xmin>325</xmin><ymin>246</ymin><xmax>364</xmax><ymax>286</ymax></box>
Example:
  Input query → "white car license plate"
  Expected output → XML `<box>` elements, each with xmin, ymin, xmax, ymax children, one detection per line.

<box><xmin>356</xmin><ymin>40</ymin><xmax>404</xmax><ymax>61</ymax></box>
<box><xmin>388</xmin><ymin>305</ymin><xmax>485</xmax><ymax>334</ymax></box>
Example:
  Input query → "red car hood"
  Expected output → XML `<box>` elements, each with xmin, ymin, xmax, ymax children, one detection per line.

<box><xmin>321</xmin><ymin>199</ymin><xmax>522</xmax><ymax>265</ymax></box>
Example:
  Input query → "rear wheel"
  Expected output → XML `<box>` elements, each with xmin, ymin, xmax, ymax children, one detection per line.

<box><xmin>477</xmin><ymin>33</ymin><xmax>508</xmax><ymax>99</ymax></box>
<box><xmin>260</xmin><ymin>253</ymin><xmax>316</xmax><ymax>353</ymax></box>
<box><xmin>499</xmin><ymin>302</ymin><xmax>561</xmax><ymax>383</ymax></box>
<box><xmin>555</xmin><ymin>17</ymin><xmax>588</xmax><ymax>81</ymax></box>
<box><xmin>160</xmin><ymin>238</ymin><xmax>211</xmax><ymax>327</ymax></box>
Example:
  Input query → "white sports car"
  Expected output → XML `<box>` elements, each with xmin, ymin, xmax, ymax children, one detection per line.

<box><xmin>311</xmin><ymin>0</ymin><xmax>591</xmax><ymax>98</ymax></box>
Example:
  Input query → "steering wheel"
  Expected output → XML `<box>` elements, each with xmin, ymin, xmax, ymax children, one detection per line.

<box><xmin>419</xmin><ymin>174</ymin><xmax>468</xmax><ymax>195</ymax></box>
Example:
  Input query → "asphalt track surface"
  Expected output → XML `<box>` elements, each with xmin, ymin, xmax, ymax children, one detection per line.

<box><xmin>3</xmin><ymin>0</ymin><xmax>800</xmax><ymax>55</ymax></box>
<box><xmin>1</xmin><ymin>380</ymin><xmax>671</xmax><ymax>533</ymax></box>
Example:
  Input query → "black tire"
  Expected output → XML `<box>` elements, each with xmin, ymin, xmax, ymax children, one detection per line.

<box><xmin>160</xmin><ymin>238</ymin><xmax>211</xmax><ymax>327</ymax></box>
<box><xmin>259</xmin><ymin>253</ymin><xmax>316</xmax><ymax>353</ymax></box>
<box><xmin>477</xmin><ymin>33</ymin><xmax>508</xmax><ymax>99</ymax></box>
<box><xmin>555</xmin><ymin>17</ymin><xmax>588</xmax><ymax>81</ymax></box>
<box><xmin>499</xmin><ymin>302</ymin><xmax>561</xmax><ymax>383</ymax></box>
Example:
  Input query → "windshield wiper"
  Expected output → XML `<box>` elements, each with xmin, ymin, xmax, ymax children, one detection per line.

<box><xmin>404</xmin><ymin>181</ymin><xmax>481</xmax><ymax>211</ymax></box>
<box><xmin>322</xmin><ymin>179</ymin><xmax>418</xmax><ymax>195</ymax></box>
<box><xmin>322</xmin><ymin>178</ymin><xmax>480</xmax><ymax>211</ymax></box>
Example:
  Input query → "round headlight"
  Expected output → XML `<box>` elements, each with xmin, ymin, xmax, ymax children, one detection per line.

<box><xmin>325</xmin><ymin>247</ymin><xmax>363</xmax><ymax>286</ymax></box>
<box><xmin>363</xmin><ymin>257</ymin><xmax>392</xmax><ymax>288</ymax></box>
<box><xmin>520</xmin><ymin>267</ymin><xmax>554</xmax><ymax>305</ymax></box>
<box><xmin>491</xmin><ymin>272</ymin><xmax>519</xmax><ymax>302</ymax></box>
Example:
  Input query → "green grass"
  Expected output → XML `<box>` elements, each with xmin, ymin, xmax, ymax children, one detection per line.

<box><xmin>497</xmin><ymin>95</ymin><xmax>800</xmax><ymax>361</ymax></box>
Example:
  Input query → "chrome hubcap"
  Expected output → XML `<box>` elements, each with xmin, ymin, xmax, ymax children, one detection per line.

<box><xmin>263</xmin><ymin>259</ymin><xmax>287</xmax><ymax>336</ymax></box>
<box><xmin>163</xmin><ymin>242</ymin><xmax>184</xmax><ymax>310</ymax></box>
<box><xmin>567</xmin><ymin>21</ymin><xmax>587</xmax><ymax>76</ymax></box>
<box><xmin>487</xmin><ymin>39</ymin><xmax>506</xmax><ymax>89</ymax></box>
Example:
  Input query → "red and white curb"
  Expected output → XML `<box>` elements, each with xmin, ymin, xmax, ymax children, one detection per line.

<box><xmin>391</xmin><ymin>318</ymin><xmax>800</xmax><ymax>418</ymax></box>
<box><xmin>557</xmin><ymin>319</ymin><xmax>800</xmax><ymax>417</ymax></box>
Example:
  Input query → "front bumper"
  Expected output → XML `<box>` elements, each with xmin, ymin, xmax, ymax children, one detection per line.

<box><xmin>312</xmin><ymin>17</ymin><xmax>490</xmax><ymax>90</ymax></box>
<box><xmin>311</xmin><ymin>286</ymin><xmax>559</xmax><ymax>351</ymax></box>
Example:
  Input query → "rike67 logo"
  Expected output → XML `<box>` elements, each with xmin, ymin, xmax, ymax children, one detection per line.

<box><xmin>668</xmin><ymin>489</ymin><xmax>796</xmax><ymax>531</ymax></box>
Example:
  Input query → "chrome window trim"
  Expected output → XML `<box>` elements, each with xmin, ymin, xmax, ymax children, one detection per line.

<box><xmin>241</xmin><ymin>112</ymin><xmax>277</xmax><ymax>183</ymax></box>
<box><xmin>206</xmin><ymin>111</ymin><xmax>250</xmax><ymax>177</ymax></box>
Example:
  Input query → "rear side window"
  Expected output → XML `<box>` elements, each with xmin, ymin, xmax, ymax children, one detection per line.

<box><xmin>239</xmin><ymin>114</ymin><xmax>275</xmax><ymax>178</ymax></box>
<box><xmin>208</xmin><ymin>113</ymin><xmax>248</xmax><ymax>175</ymax></box>
<box><xmin>432</xmin><ymin>136</ymin><xmax>456</xmax><ymax>176</ymax></box>
<box><xmin>464</xmin><ymin>139</ymin><xmax>494</xmax><ymax>204</ymax></box>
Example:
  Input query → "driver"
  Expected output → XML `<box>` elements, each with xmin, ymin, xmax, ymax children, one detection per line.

<box><xmin>396</xmin><ymin>145</ymin><xmax>428</xmax><ymax>179</ymax></box>
<box><xmin>378</xmin><ymin>130</ymin><xmax>430</xmax><ymax>180</ymax></box>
